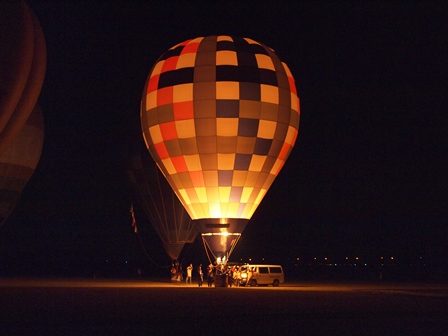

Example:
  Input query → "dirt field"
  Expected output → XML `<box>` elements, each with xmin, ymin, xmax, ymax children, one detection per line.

<box><xmin>1</xmin><ymin>278</ymin><xmax>447</xmax><ymax>335</ymax></box>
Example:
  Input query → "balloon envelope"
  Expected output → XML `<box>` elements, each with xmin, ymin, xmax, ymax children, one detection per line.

<box><xmin>128</xmin><ymin>145</ymin><xmax>197</xmax><ymax>261</ymax></box>
<box><xmin>0</xmin><ymin>1</ymin><xmax>46</xmax><ymax>156</ymax></box>
<box><xmin>0</xmin><ymin>104</ymin><xmax>44</xmax><ymax>227</ymax></box>
<box><xmin>141</xmin><ymin>35</ymin><xmax>300</xmax><ymax>260</ymax></box>
<box><xmin>0</xmin><ymin>1</ymin><xmax>34</xmax><ymax>135</ymax></box>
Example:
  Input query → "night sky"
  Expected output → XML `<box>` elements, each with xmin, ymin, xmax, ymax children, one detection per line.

<box><xmin>1</xmin><ymin>1</ymin><xmax>447</xmax><ymax>277</ymax></box>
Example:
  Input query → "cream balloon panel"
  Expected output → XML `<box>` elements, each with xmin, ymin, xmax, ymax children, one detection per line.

<box><xmin>141</xmin><ymin>35</ymin><xmax>300</xmax><ymax>220</ymax></box>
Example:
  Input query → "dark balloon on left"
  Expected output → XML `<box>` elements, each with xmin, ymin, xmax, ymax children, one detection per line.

<box><xmin>0</xmin><ymin>0</ymin><xmax>46</xmax><ymax>156</ymax></box>
<box><xmin>0</xmin><ymin>1</ymin><xmax>46</xmax><ymax>228</ymax></box>
<box><xmin>0</xmin><ymin>104</ymin><xmax>45</xmax><ymax>227</ymax></box>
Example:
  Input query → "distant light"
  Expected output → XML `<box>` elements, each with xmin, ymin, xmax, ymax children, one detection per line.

<box><xmin>355</xmin><ymin>257</ymin><xmax>359</xmax><ymax>260</ymax></box>
<box><xmin>296</xmin><ymin>257</ymin><xmax>300</xmax><ymax>261</ymax></box>
<box><xmin>324</xmin><ymin>257</ymin><xmax>328</xmax><ymax>261</ymax></box>
<box><xmin>390</xmin><ymin>256</ymin><xmax>394</xmax><ymax>260</ymax></box>
<box><xmin>345</xmin><ymin>256</ymin><xmax>349</xmax><ymax>260</ymax></box>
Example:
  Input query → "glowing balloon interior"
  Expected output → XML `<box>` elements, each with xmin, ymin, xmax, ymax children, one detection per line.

<box><xmin>141</xmin><ymin>35</ymin><xmax>300</xmax><ymax>262</ymax></box>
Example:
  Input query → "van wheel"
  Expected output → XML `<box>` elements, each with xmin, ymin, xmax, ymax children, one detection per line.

<box><xmin>273</xmin><ymin>279</ymin><xmax>279</xmax><ymax>287</ymax></box>
<box><xmin>249</xmin><ymin>279</ymin><xmax>257</xmax><ymax>287</ymax></box>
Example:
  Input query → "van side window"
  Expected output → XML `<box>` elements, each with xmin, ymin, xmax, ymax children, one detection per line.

<box><xmin>259</xmin><ymin>267</ymin><xmax>269</xmax><ymax>274</ymax></box>
<box><xmin>269</xmin><ymin>267</ymin><xmax>282</xmax><ymax>273</ymax></box>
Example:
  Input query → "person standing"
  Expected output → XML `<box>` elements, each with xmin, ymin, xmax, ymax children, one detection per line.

<box><xmin>178</xmin><ymin>265</ymin><xmax>184</xmax><ymax>281</ymax></box>
<box><xmin>197</xmin><ymin>264</ymin><xmax>203</xmax><ymax>287</ymax></box>
<box><xmin>207</xmin><ymin>263</ymin><xmax>214</xmax><ymax>287</ymax></box>
<box><xmin>247</xmin><ymin>267</ymin><xmax>254</xmax><ymax>286</ymax></box>
<box><xmin>170</xmin><ymin>264</ymin><xmax>177</xmax><ymax>281</ymax></box>
<box><xmin>186</xmin><ymin>264</ymin><xmax>193</xmax><ymax>284</ymax></box>
<box><xmin>227</xmin><ymin>266</ymin><xmax>234</xmax><ymax>287</ymax></box>
<box><xmin>234</xmin><ymin>266</ymin><xmax>240</xmax><ymax>287</ymax></box>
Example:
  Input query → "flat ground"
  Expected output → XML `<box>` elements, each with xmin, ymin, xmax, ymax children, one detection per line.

<box><xmin>1</xmin><ymin>278</ymin><xmax>447</xmax><ymax>335</ymax></box>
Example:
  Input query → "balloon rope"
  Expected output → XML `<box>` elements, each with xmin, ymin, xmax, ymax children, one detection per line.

<box><xmin>142</xmin><ymin>163</ymin><xmax>170</xmax><ymax>239</ymax></box>
<box><xmin>129</xmin><ymin>167</ymin><xmax>166</xmax><ymax>241</ymax></box>
<box><xmin>202</xmin><ymin>236</ymin><xmax>215</xmax><ymax>265</ymax></box>
<box><xmin>227</xmin><ymin>234</ymin><xmax>241</xmax><ymax>260</ymax></box>
<box><xmin>154</xmin><ymin>166</ymin><xmax>171</xmax><ymax>239</ymax></box>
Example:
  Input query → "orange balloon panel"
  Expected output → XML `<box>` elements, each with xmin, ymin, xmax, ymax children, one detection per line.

<box><xmin>141</xmin><ymin>36</ymin><xmax>300</xmax><ymax>221</ymax></box>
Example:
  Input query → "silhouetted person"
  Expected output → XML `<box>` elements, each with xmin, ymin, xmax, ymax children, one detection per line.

<box><xmin>207</xmin><ymin>263</ymin><xmax>214</xmax><ymax>287</ymax></box>
<box><xmin>197</xmin><ymin>264</ymin><xmax>203</xmax><ymax>287</ymax></box>
<box><xmin>186</xmin><ymin>264</ymin><xmax>193</xmax><ymax>284</ymax></box>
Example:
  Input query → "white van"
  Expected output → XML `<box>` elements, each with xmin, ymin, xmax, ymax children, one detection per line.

<box><xmin>238</xmin><ymin>264</ymin><xmax>284</xmax><ymax>287</ymax></box>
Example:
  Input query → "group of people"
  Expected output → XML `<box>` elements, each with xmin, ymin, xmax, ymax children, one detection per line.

<box><xmin>170</xmin><ymin>264</ymin><xmax>183</xmax><ymax>282</ymax></box>
<box><xmin>171</xmin><ymin>263</ymin><xmax>206</xmax><ymax>286</ymax></box>
<box><xmin>186</xmin><ymin>263</ymin><xmax>204</xmax><ymax>287</ymax></box>
<box><xmin>221</xmin><ymin>264</ymin><xmax>251</xmax><ymax>287</ymax></box>
<box><xmin>183</xmin><ymin>263</ymin><xmax>208</xmax><ymax>287</ymax></box>
<box><xmin>171</xmin><ymin>263</ymin><xmax>251</xmax><ymax>287</ymax></box>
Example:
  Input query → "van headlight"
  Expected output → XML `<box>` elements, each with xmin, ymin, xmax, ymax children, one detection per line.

<box><xmin>241</xmin><ymin>273</ymin><xmax>247</xmax><ymax>279</ymax></box>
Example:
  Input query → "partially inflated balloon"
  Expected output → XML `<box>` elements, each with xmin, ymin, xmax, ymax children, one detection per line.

<box><xmin>141</xmin><ymin>36</ymin><xmax>299</xmax><ymax>260</ymax></box>
<box><xmin>128</xmin><ymin>144</ymin><xmax>197</xmax><ymax>261</ymax></box>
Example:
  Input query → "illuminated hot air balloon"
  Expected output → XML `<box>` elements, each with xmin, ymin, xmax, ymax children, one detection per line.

<box><xmin>0</xmin><ymin>104</ymin><xmax>44</xmax><ymax>228</ymax></box>
<box><xmin>0</xmin><ymin>1</ymin><xmax>46</xmax><ymax>156</ymax></box>
<box><xmin>128</xmin><ymin>143</ymin><xmax>197</xmax><ymax>262</ymax></box>
<box><xmin>140</xmin><ymin>36</ymin><xmax>299</xmax><ymax>264</ymax></box>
